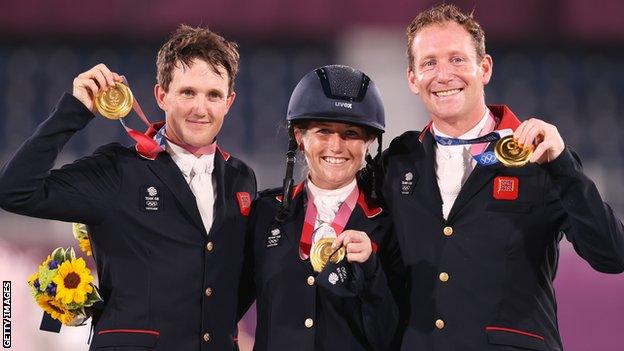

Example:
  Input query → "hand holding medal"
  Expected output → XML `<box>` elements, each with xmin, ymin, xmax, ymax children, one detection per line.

<box><xmin>309</xmin><ymin>228</ymin><xmax>372</xmax><ymax>273</ymax></box>
<box><xmin>72</xmin><ymin>63</ymin><xmax>124</xmax><ymax>114</ymax></box>
<box><xmin>309</xmin><ymin>226</ymin><xmax>346</xmax><ymax>273</ymax></box>
<box><xmin>331</xmin><ymin>230</ymin><xmax>373</xmax><ymax>264</ymax></box>
<box><xmin>94</xmin><ymin>82</ymin><xmax>133</xmax><ymax>119</ymax></box>
<box><xmin>310</xmin><ymin>237</ymin><xmax>346</xmax><ymax>273</ymax></box>
<box><xmin>73</xmin><ymin>63</ymin><xmax>134</xmax><ymax>119</ymax></box>
<box><xmin>72</xmin><ymin>63</ymin><xmax>164</xmax><ymax>160</ymax></box>
<box><xmin>511</xmin><ymin>118</ymin><xmax>565</xmax><ymax>165</ymax></box>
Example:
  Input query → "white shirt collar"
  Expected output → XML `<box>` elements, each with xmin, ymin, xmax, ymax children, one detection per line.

<box><xmin>306</xmin><ymin>178</ymin><xmax>357</xmax><ymax>199</ymax></box>
<box><xmin>306</xmin><ymin>178</ymin><xmax>357</xmax><ymax>226</ymax></box>
<box><xmin>167</xmin><ymin>139</ymin><xmax>215</xmax><ymax>182</ymax></box>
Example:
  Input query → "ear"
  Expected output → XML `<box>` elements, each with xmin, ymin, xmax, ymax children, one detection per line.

<box><xmin>294</xmin><ymin>128</ymin><xmax>305</xmax><ymax>151</ymax></box>
<box><xmin>480</xmin><ymin>54</ymin><xmax>493</xmax><ymax>85</ymax></box>
<box><xmin>154</xmin><ymin>84</ymin><xmax>167</xmax><ymax>110</ymax></box>
<box><xmin>406</xmin><ymin>67</ymin><xmax>420</xmax><ymax>95</ymax></box>
<box><xmin>224</xmin><ymin>91</ymin><xmax>236</xmax><ymax>115</ymax></box>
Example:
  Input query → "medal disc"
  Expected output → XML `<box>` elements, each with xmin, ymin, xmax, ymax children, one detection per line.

<box><xmin>310</xmin><ymin>237</ymin><xmax>346</xmax><ymax>273</ymax></box>
<box><xmin>494</xmin><ymin>136</ymin><xmax>533</xmax><ymax>167</ymax></box>
<box><xmin>95</xmin><ymin>82</ymin><xmax>134</xmax><ymax>120</ymax></box>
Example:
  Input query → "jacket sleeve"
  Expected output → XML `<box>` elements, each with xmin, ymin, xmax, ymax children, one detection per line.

<box><xmin>544</xmin><ymin>147</ymin><xmax>624</xmax><ymax>273</ymax></box>
<box><xmin>0</xmin><ymin>93</ymin><xmax>121</xmax><ymax>225</ymax></box>
<box><xmin>354</xmin><ymin>222</ymin><xmax>404</xmax><ymax>350</ymax></box>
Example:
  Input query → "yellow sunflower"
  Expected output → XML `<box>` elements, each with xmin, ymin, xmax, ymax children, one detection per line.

<box><xmin>78</xmin><ymin>238</ymin><xmax>92</xmax><ymax>256</ymax></box>
<box><xmin>36</xmin><ymin>294</ymin><xmax>75</xmax><ymax>325</ymax></box>
<box><xmin>52</xmin><ymin>258</ymin><xmax>94</xmax><ymax>305</ymax></box>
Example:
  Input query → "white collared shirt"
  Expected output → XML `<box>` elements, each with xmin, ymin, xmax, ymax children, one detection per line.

<box><xmin>433</xmin><ymin>109</ymin><xmax>490</xmax><ymax>219</ymax></box>
<box><xmin>167</xmin><ymin>140</ymin><xmax>217</xmax><ymax>232</ymax></box>
<box><xmin>306</xmin><ymin>178</ymin><xmax>357</xmax><ymax>230</ymax></box>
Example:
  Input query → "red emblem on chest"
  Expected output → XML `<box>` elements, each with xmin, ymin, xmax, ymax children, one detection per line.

<box><xmin>493</xmin><ymin>176</ymin><xmax>519</xmax><ymax>200</ymax></box>
<box><xmin>236</xmin><ymin>192</ymin><xmax>251</xmax><ymax>216</ymax></box>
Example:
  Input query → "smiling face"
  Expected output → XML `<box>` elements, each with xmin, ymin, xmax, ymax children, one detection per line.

<box><xmin>295</xmin><ymin>121</ymin><xmax>373</xmax><ymax>190</ymax></box>
<box><xmin>155</xmin><ymin>58</ymin><xmax>235</xmax><ymax>150</ymax></box>
<box><xmin>407</xmin><ymin>21</ymin><xmax>492</xmax><ymax>133</ymax></box>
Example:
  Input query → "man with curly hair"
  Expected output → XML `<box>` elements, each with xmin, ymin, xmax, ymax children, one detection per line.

<box><xmin>0</xmin><ymin>25</ymin><xmax>256</xmax><ymax>350</ymax></box>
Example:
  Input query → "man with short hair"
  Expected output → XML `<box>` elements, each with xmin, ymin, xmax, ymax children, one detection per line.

<box><xmin>0</xmin><ymin>25</ymin><xmax>256</xmax><ymax>350</ymax></box>
<box><xmin>380</xmin><ymin>4</ymin><xmax>624</xmax><ymax>350</ymax></box>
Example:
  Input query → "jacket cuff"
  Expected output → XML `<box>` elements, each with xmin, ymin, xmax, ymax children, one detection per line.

<box><xmin>57</xmin><ymin>92</ymin><xmax>96</xmax><ymax>124</ymax></box>
<box><xmin>542</xmin><ymin>147</ymin><xmax>581</xmax><ymax>178</ymax></box>
<box><xmin>358</xmin><ymin>253</ymin><xmax>380</xmax><ymax>279</ymax></box>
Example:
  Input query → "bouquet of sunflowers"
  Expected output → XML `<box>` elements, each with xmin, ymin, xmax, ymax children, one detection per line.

<box><xmin>28</xmin><ymin>226</ymin><xmax>101</xmax><ymax>326</ymax></box>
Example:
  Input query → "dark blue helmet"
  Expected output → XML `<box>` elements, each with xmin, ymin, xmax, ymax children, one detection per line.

<box><xmin>287</xmin><ymin>65</ymin><xmax>385</xmax><ymax>134</ymax></box>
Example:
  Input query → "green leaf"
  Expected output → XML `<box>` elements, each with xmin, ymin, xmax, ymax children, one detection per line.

<box><xmin>66</xmin><ymin>301</ymin><xmax>81</xmax><ymax>310</ymax></box>
<box><xmin>62</xmin><ymin>247</ymin><xmax>74</xmax><ymax>261</ymax></box>
<box><xmin>51</xmin><ymin>247</ymin><xmax>65</xmax><ymax>263</ymax></box>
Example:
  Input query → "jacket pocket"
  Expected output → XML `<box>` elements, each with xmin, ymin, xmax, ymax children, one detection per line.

<box><xmin>486</xmin><ymin>326</ymin><xmax>547</xmax><ymax>351</ymax></box>
<box><xmin>486</xmin><ymin>201</ymin><xmax>533</xmax><ymax>213</ymax></box>
<box><xmin>93</xmin><ymin>329</ymin><xmax>159</xmax><ymax>349</ymax></box>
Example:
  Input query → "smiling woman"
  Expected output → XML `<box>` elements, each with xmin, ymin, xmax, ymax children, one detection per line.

<box><xmin>239</xmin><ymin>65</ymin><xmax>405</xmax><ymax>351</ymax></box>
<box><xmin>295</xmin><ymin>121</ymin><xmax>373</xmax><ymax>190</ymax></box>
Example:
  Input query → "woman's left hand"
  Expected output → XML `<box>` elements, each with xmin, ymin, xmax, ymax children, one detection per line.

<box><xmin>332</xmin><ymin>230</ymin><xmax>373</xmax><ymax>263</ymax></box>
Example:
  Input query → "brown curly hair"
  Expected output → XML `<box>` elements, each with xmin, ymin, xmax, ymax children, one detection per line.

<box><xmin>156</xmin><ymin>25</ymin><xmax>240</xmax><ymax>94</ymax></box>
<box><xmin>406</xmin><ymin>4</ymin><xmax>486</xmax><ymax>71</ymax></box>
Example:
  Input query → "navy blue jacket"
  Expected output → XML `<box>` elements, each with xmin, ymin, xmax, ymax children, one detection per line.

<box><xmin>0</xmin><ymin>94</ymin><xmax>257</xmax><ymax>350</ymax></box>
<box><xmin>240</xmin><ymin>182</ymin><xmax>404</xmax><ymax>351</ymax></box>
<box><xmin>379</xmin><ymin>105</ymin><xmax>624</xmax><ymax>351</ymax></box>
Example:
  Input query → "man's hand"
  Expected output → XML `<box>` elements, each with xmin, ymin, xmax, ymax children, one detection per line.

<box><xmin>513</xmin><ymin>118</ymin><xmax>565</xmax><ymax>164</ymax></box>
<box><xmin>332</xmin><ymin>230</ymin><xmax>373</xmax><ymax>263</ymax></box>
<box><xmin>72</xmin><ymin>64</ymin><xmax>123</xmax><ymax>112</ymax></box>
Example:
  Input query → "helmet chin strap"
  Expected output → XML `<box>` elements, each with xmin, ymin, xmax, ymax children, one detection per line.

<box><xmin>275</xmin><ymin>123</ymin><xmax>299</xmax><ymax>223</ymax></box>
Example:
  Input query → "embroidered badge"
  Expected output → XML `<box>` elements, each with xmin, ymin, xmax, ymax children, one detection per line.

<box><xmin>493</xmin><ymin>176</ymin><xmax>519</xmax><ymax>200</ymax></box>
<box><xmin>236</xmin><ymin>192</ymin><xmax>251</xmax><ymax>216</ymax></box>
<box><xmin>328</xmin><ymin>266</ymin><xmax>348</xmax><ymax>285</ymax></box>
<box><xmin>401</xmin><ymin>171</ymin><xmax>415</xmax><ymax>195</ymax></box>
<box><xmin>266</xmin><ymin>227</ymin><xmax>282</xmax><ymax>248</ymax></box>
<box><xmin>142</xmin><ymin>186</ymin><xmax>161</xmax><ymax>211</ymax></box>
<box><xmin>328</xmin><ymin>272</ymin><xmax>339</xmax><ymax>285</ymax></box>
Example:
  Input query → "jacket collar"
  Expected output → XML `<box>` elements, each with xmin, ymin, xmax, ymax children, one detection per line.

<box><xmin>418</xmin><ymin>105</ymin><xmax>521</xmax><ymax>142</ymax></box>
<box><xmin>276</xmin><ymin>181</ymin><xmax>382</xmax><ymax>218</ymax></box>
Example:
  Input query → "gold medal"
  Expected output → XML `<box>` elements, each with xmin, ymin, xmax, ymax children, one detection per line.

<box><xmin>310</xmin><ymin>237</ymin><xmax>346</xmax><ymax>273</ymax></box>
<box><xmin>495</xmin><ymin>136</ymin><xmax>533</xmax><ymax>167</ymax></box>
<box><xmin>94</xmin><ymin>82</ymin><xmax>134</xmax><ymax>120</ymax></box>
